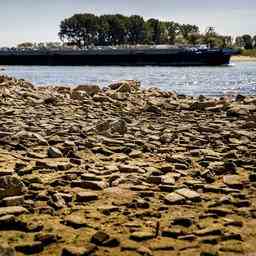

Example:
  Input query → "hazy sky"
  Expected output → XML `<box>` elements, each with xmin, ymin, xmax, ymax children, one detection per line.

<box><xmin>1</xmin><ymin>0</ymin><xmax>255</xmax><ymax>46</ymax></box>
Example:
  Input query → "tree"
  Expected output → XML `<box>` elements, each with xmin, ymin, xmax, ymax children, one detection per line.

<box><xmin>253</xmin><ymin>35</ymin><xmax>256</xmax><ymax>48</ymax></box>
<box><xmin>166</xmin><ymin>22</ymin><xmax>180</xmax><ymax>44</ymax></box>
<box><xmin>17</xmin><ymin>42</ymin><xmax>33</xmax><ymax>48</ymax></box>
<box><xmin>146</xmin><ymin>18</ymin><xmax>161</xmax><ymax>44</ymax></box>
<box><xmin>235</xmin><ymin>36</ymin><xmax>244</xmax><ymax>48</ymax></box>
<box><xmin>103</xmin><ymin>14</ymin><xmax>128</xmax><ymax>45</ymax></box>
<box><xmin>187</xmin><ymin>33</ymin><xmax>203</xmax><ymax>45</ymax></box>
<box><xmin>179</xmin><ymin>24</ymin><xmax>199</xmax><ymax>40</ymax></box>
<box><xmin>242</xmin><ymin>34</ymin><xmax>253</xmax><ymax>49</ymax></box>
<box><xmin>59</xmin><ymin>13</ymin><xmax>99</xmax><ymax>48</ymax></box>
<box><xmin>97</xmin><ymin>15</ymin><xmax>111</xmax><ymax>45</ymax></box>
<box><xmin>127</xmin><ymin>15</ymin><xmax>146</xmax><ymax>44</ymax></box>
<box><xmin>58</xmin><ymin>12</ymin><xmax>203</xmax><ymax>47</ymax></box>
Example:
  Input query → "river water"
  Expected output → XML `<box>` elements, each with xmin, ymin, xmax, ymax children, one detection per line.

<box><xmin>1</xmin><ymin>61</ymin><xmax>256</xmax><ymax>96</ymax></box>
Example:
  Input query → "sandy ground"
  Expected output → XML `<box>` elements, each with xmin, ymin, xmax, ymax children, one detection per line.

<box><xmin>231</xmin><ymin>55</ymin><xmax>256</xmax><ymax>61</ymax></box>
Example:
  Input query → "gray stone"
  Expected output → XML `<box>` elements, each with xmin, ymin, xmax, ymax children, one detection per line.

<box><xmin>164</xmin><ymin>192</ymin><xmax>185</xmax><ymax>204</ymax></box>
<box><xmin>175</xmin><ymin>188</ymin><xmax>201</xmax><ymax>202</ymax></box>
<box><xmin>47</xmin><ymin>146</ymin><xmax>63</xmax><ymax>158</ymax></box>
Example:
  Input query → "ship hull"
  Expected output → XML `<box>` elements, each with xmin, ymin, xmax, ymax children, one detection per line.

<box><xmin>0</xmin><ymin>48</ymin><xmax>231</xmax><ymax>66</ymax></box>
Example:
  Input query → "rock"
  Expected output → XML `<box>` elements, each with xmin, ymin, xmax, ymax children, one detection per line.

<box><xmin>161</xmin><ymin>229</ymin><xmax>179</xmax><ymax>238</ymax></box>
<box><xmin>0</xmin><ymin>215</ymin><xmax>16</xmax><ymax>229</ymax></box>
<box><xmin>144</xmin><ymin>103</ymin><xmax>161</xmax><ymax>114</ymax></box>
<box><xmin>109</xmin><ymin>119</ymin><xmax>127</xmax><ymax>134</ymax></box>
<box><xmin>34</xmin><ymin>233</ymin><xmax>60</xmax><ymax>246</ymax></box>
<box><xmin>171</xmin><ymin>217</ymin><xmax>193</xmax><ymax>227</ymax></box>
<box><xmin>108</xmin><ymin>80</ymin><xmax>140</xmax><ymax>92</ymax></box>
<box><xmin>49</xmin><ymin>193</ymin><xmax>66</xmax><ymax>209</ymax></box>
<box><xmin>136</xmin><ymin>246</ymin><xmax>153</xmax><ymax>256</ymax></box>
<box><xmin>76</xmin><ymin>192</ymin><xmax>98</xmax><ymax>202</ymax></box>
<box><xmin>64</xmin><ymin>215</ymin><xmax>88</xmax><ymax>229</ymax></box>
<box><xmin>223</xmin><ymin>175</ymin><xmax>245</xmax><ymax>189</ymax></box>
<box><xmin>175</xmin><ymin>188</ymin><xmax>201</xmax><ymax>202</ymax></box>
<box><xmin>71</xmin><ymin>180</ymin><xmax>107</xmax><ymax>190</ymax></box>
<box><xmin>73</xmin><ymin>84</ymin><xmax>100</xmax><ymax>96</ymax></box>
<box><xmin>164</xmin><ymin>192</ymin><xmax>185</xmax><ymax>204</ymax></box>
<box><xmin>206</xmin><ymin>208</ymin><xmax>233</xmax><ymax>216</ymax></box>
<box><xmin>47</xmin><ymin>146</ymin><xmax>63</xmax><ymax>158</ymax></box>
<box><xmin>0</xmin><ymin>206</ymin><xmax>28</xmax><ymax>216</ymax></box>
<box><xmin>91</xmin><ymin>231</ymin><xmax>110</xmax><ymax>245</ymax></box>
<box><xmin>149</xmin><ymin>240</ymin><xmax>175</xmax><ymax>251</ymax></box>
<box><xmin>130</xmin><ymin>231</ymin><xmax>154</xmax><ymax>241</ymax></box>
<box><xmin>102</xmin><ymin>237</ymin><xmax>120</xmax><ymax>247</ymax></box>
<box><xmin>195</xmin><ymin>227</ymin><xmax>223</xmax><ymax>236</ymax></box>
<box><xmin>118</xmin><ymin>164</ymin><xmax>144</xmax><ymax>173</ymax></box>
<box><xmin>61</xmin><ymin>245</ymin><xmax>97</xmax><ymax>256</ymax></box>
<box><xmin>2</xmin><ymin>196</ymin><xmax>24</xmax><ymax>206</ymax></box>
<box><xmin>15</xmin><ymin>241</ymin><xmax>43</xmax><ymax>254</ymax></box>
<box><xmin>0</xmin><ymin>176</ymin><xmax>27</xmax><ymax>199</ymax></box>
<box><xmin>0</xmin><ymin>244</ymin><xmax>16</xmax><ymax>256</ymax></box>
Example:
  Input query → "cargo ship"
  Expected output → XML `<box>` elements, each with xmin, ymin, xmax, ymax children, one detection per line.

<box><xmin>0</xmin><ymin>47</ymin><xmax>235</xmax><ymax>66</ymax></box>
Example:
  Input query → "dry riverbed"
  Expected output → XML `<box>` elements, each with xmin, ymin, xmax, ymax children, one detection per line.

<box><xmin>0</xmin><ymin>75</ymin><xmax>256</xmax><ymax>256</ymax></box>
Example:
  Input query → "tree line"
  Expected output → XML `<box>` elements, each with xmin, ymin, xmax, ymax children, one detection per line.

<box><xmin>16</xmin><ymin>13</ymin><xmax>256</xmax><ymax>50</ymax></box>
<box><xmin>58</xmin><ymin>13</ymin><xmax>221</xmax><ymax>48</ymax></box>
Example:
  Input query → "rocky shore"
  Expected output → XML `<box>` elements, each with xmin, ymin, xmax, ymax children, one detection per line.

<box><xmin>0</xmin><ymin>75</ymin><xmax>255</xmax><ymax>256</ymax></box>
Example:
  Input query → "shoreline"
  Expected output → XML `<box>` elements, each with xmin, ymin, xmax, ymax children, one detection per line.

<box><xmin>0</xmin><ymin>75</ymin><xmax>256</xmax><ymax>255</ymax></box>
<box><xmin>231</xmin><ymin>55</ymin><xmax>256</xmax><ymax>61</ymax></box>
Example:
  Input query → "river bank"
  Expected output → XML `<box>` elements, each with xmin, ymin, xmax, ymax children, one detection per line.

<box><xmin>0</xmin><ymin>75</ymin><xmax>256</xmax><ymax>256</ymax></box>
<box><xmin>231</xmin><ymin>55</ymin><xmax>256</xmax><ymax>61</ymax></box>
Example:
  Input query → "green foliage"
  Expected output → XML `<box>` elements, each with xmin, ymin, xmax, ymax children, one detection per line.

<box><xmin>58</xmin><ymin>13</ymin><xmax>201</xmax><ymax>47</ymax></box>
<box><xmin>59</xmin><ymin>12</ymin><xmax>254</xmax><ymax>50</ymax></box>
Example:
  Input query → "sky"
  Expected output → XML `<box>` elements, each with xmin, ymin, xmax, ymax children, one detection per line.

<box><xmin>1</xmin><ymin>0</ymin><xmax>256</xmax><ymax>46</ymax></box>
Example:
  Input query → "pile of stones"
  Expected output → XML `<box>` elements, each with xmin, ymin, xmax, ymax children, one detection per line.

<box><xmin>0</xmin><ymin>75</ymin><xmax>255</xmax><ymax>255</ymax></box>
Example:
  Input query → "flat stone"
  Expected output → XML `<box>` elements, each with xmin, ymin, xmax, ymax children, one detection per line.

<box><xmin>150</xmin><ymin>241</ymin><xmax>175</xmax><ymax>251</ymax></box>
<box><xmin>61</xmin><ymin>245</ymin><xmax>97</xmax><ymax>256</ymax></box>
<box><xmin>164</xmin><ymin>192</ymin><xmax>185</xmax><ymax>204</ymax></box>
<box><xmin>175</xmin><ymin>188</ymin><xmax>201</xmax><ymax>202</ymax></box>
<box><xmin>2</xmin><ymin>196</ymin><xmax>24</xmax><ymax>206</ymax></box>
<box><xmin>118</xmin><ymin>164</ymin><xmax>144</xmax><ymax>173</ymax></box>
<box><xmin>206</xmin><ymin>208</ymin><xmax>233</xmax><ymax>216</ymax></box>
<box><xmin>64</xmin><ymin>215</ymin><xmax>88</xmax><ymax>229</ymax></box>
<box><xmin>15</xmin><ymin>241</ymin><xmax>43</xmax><ymax>254</ymax></box>
<box><xmin>98</xmin><ymin>206</ymin><xmax>119</xmax><ymax>215</ymax></box>
<box><xmin>71</xmin><ymin>180</ymin><xmax>107</xmax><ymax>190</ymax></box>
<box><xmin>130</xmin><ymin>231</ymin><xmax>154</xmax><ymax>241</ymax></box>
<box><xmin>194</xmin><ymin>227</ymin><xmax>223</xmax><ymax>236</ymax></box>
<box><xmin>171</xmin><ymin>217</ymin><xmax>193</xmax><ymax>227</ymax></box>
<box><xmin>76</xmin><ymin>192</ymin><xmax>98</xmax><ymax>202</ymax></box>
<box><xmin>0</xmin><ymin>215</ymin><xmax>16</xmax><ymax>229</ymax></box>
<box><xmin>34</xmin><ymin>233</ymin><xmax>60</xmax><ymax>246</ymax></box>
<box><xmin>223</xmin><ymin>175</ymin><xmax>244</xmax><ymax>189</ymax></box>
<box><xmin>162</xmin><ymin>173</ymin><xmax>175</xmax><ymax>185</ymax></box>
<box><xmin>0</xmin><ymin>206</ymin><xmax>28</xmax><ymax>216</ymax></box>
